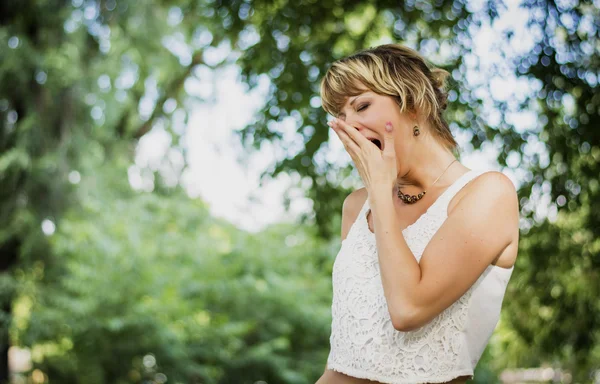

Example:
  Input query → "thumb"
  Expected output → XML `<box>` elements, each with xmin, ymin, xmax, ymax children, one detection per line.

<box><xmin>383</xmin><ymin>121</ymin><xmax>395</xmax><ymax>157</ymax></box>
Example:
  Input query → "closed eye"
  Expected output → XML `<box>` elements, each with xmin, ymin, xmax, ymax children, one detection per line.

<box><xmin>357</xmin><ymin>103</ymin><xmax>369</xmax><ymax>112</ymax></box>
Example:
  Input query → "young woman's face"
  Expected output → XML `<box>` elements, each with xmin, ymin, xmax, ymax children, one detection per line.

<box><xmin>337</xmin><ymin>89</ymin><xmax>416</xmax><ymax>166</ymax></box>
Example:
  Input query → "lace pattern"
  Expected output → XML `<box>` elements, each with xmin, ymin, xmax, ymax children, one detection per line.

<box><xmin>327</xmin><ymin>170</ymin><xmax>489</xmax><ymax>383</ymax></box>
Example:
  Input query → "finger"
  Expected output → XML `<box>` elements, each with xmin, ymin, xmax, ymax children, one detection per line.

<box><xmin>383</xmin><ymin>121</ymin><xmax>396</xmax><ymax>158</ymax></box>
<box><xmin>331</xmin><ymin>118</ymin><xmax>371</xmax><ymax>149</ymax></box>
<box><xmin>328</xmin><ymin>121</ymin><xmax>360</xmax><ymax>154</ymax></box>
<box><xmin>334</xmin><ymin>127</ymin><xmax>361</xmax><ymax>157</ymax></box>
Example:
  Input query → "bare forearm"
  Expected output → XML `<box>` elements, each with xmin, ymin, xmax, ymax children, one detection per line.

<box><xmin>368</xmin><ymin>189</ymin><xmax>422</xmax><ymax>325</ymax></box>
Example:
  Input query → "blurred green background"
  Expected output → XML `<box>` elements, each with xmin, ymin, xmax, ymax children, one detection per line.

<box><xmin>1</xmin><ymin>0</ymin><xmax>599</xmax><ymax>383</ymax></box>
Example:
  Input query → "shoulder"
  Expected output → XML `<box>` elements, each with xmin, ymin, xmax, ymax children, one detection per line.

<box><xmin>343</xmin><ymin>187</ymin><xmax>368</xmax><ymax>212</ymax></box>
<box><xmin>450</xmin><ymin>170</ymin><xmax>517</xmax><ymax>213</ymax></box>
<box><xmin>460</xmin><ymin>170</ymin><xmax>518</xmax><ymax>212</ymax></box>
<box><xmin>453</xmin><ymin>170</ymin><xmax>519</xmax><ymax>240</ymax></box>
<box><xmin>340</xmin><ymin>187</ymin><xmax>368</xmax><ymax>240</ymax></box>
<box><xmin>469</xmin><ymin>170</ymin><xmax>518</xmax><ymax>200</ymax></box>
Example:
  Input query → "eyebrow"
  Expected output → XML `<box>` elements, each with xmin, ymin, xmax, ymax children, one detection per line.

<box><xmin>350</xmin><ymin>95</ymin><xmax>363</xmax><ymax>107</ymax></box>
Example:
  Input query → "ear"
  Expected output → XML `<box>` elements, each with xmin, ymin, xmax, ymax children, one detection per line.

<box><xmin>407</xmin><ymin>108</ymin><xmax>420</xmax><ymax>122</ymax></box>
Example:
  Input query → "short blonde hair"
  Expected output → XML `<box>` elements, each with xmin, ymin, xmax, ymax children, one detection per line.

<box><xmin>320</xmin><ymin>44</ymin><xmax>457</xmax><ymax>150</ymax></box>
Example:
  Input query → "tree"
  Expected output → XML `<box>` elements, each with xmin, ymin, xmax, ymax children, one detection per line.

<box><xmin>0</xmin><ymin>0</ymin><xmax>238</xmax><ymax>380</ymax></box>
<box><xmin>2</xmin><ymin>0</ymin><xmax>480</xmax><ymax>378</ymax></box>
<box><xmin>3</xmin><ymin>0</ymin><xmax>599</xmax><ymax>381</ymax></box>
<box><xmin>230</xmin><ymin>0</ymin><xmax>482</xmax><ymax>239</ymax></box>
<box><xmin>13</xmin><ymin>151</ymin><xmax>333</xmax><ymax>383</ymax></box>
<box><xmin>224</xmin><ymin>0</ymin><xmax>600</xmax><ymax>379</ymax></box>
<box><xmin>487</xmin><ymin>0</ymin><xmax>600</xmax><ymax>380</ymax></box>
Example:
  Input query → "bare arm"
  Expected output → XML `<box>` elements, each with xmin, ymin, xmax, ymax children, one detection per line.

<box><xmin>369</xmin><ymin>171</ymin><xmax>519</xmax><ymax>331</ymax></box>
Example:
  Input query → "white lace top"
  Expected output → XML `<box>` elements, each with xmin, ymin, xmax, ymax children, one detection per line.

<box><xmin>327</xmin><ymin>169</ymin><xmax>515</xmax><ymax>383</ymax></box>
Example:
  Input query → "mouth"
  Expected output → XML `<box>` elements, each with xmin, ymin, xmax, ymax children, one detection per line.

<box><xmin>369</xmin><ymin>138</ymin><xmax>383</xmax><ymax>150</ymax></box>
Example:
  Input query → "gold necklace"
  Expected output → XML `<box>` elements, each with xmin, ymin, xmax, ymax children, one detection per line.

<box><xmin>396</xmin><ymin>159</ymin><xmax>458</xmax><ymax>204</ymax></box>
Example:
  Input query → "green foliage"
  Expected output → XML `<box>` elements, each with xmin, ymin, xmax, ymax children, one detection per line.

<box><xmin>13</xmin><ymin>152</ymin><xmax>333</xmax><ymax>383</ymax></box>
<box><xmin>1</xmin><ymin>0</ymin><xmax>256</xmax><ymax>382</ymax></box>
<box><xmin>0</xmin><ymin>0</ymin><xmax>234</xmax><ymax>266</ymax></box>
<box><xmin>486</xmin><ymin>2</ymin><xmax>600</xmax><ymax>381</ymax></box>
<box><xmin>226</xmin><ymin>0</ymin><xmax>600</xmax><ymax>380</ymax></box>
<box><xmin>1</xmin><ymin>0</ymin><xmax>599</xmax><ymax>382</ymax></box>
<box><xmin>231</xmin><ymin>0</ymin><xmax>480</xmax><ymax>240</ymax></box>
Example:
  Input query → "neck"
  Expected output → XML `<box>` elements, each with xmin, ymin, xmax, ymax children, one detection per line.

<box><xmin>396</xmin><ymin>137</ymin><xmax>461</xmax><ymax>192</ymax></box>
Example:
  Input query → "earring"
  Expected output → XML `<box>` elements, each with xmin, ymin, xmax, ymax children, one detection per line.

<box><xmin>413</xmin><ymin>125</ymin><xmax>420</xmax><ymax>136</ymax></box>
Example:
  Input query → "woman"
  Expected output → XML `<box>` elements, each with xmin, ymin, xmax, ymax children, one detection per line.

<box><xmin>315</xmin><ymin>44</ymin><xmax>519</xmax><ymax>384</ymax></box>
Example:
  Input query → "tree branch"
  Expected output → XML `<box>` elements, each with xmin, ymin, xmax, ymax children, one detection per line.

<box><xmin>131</xmin><ymin>52</ymin><xmax>205</xmax><ymax>140</ymax></box>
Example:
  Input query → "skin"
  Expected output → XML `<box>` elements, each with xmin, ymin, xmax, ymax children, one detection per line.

<box><xmin>316</xmin><ymin>87</ymin><xmax>519</xmax><ymax>384</ymax></box>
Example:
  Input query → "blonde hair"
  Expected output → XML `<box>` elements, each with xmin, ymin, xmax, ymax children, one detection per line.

<box><xmin>320</xmin><ymin>44</ymin><xmax>457</xmax><ymax>150</ymax></box>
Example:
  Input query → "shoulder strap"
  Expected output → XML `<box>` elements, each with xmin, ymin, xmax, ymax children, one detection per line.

<box><xmin>436</xmin><ymin>169</ymin><xmax>488</xmax><ymax>208</ymax></box>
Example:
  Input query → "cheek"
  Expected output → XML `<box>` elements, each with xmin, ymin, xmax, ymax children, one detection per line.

<box><xmin>395</xmin><ymin>137</ymin><xmax>412</xmax><ymax>158</ymax></box>
<box><xmin>363</xmin><ymin>113</ymin><xmax>386</xmax><ymax>129</ymax></box>
<box><xmin>365</xmin><ymin>104</ymin><xmax>392</xmax><ymax>125</ymax></box>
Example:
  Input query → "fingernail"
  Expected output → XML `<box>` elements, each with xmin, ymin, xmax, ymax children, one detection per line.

<box><xmin>385</xmin><ymin>121</ymin><xmax>392</xmax><ymax>132</ymax></box>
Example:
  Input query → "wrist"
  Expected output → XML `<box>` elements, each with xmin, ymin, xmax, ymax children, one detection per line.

<box><xmin>368</xmin><ymin>185</ymin><xmax>395</xmax><ymax>209</ymax></box>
